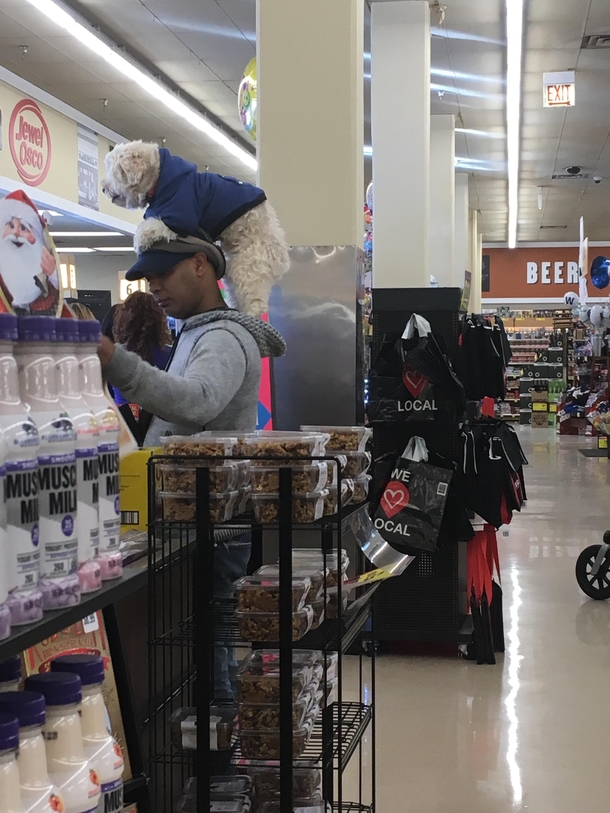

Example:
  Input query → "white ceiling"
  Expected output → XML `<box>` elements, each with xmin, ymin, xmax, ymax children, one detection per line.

<box><xmin>0</xmin><ymin>0</ymin><xmax>609</xmax><ymax>244</ymax></box>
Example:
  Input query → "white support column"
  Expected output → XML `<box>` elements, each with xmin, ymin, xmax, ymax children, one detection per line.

<box><xmin>257</xmin><ymin>0</ymin><xmax>364</xmax><ymax>246</ymax></box>
<box><xmin>454</xmin><ymin>173</ymin><xmax>469</xmax><ymax>291</ymax></box>
<box><xmin>469</xmin><ymin>209</ymin><xmax>482</xmax><ymax>312</ymax></box>
<box><xmin>429</xmin><ymin>115</ymin><xmax>455</xmax><ymax>287</ymax></box>
<box><xmin>371</xmin><ymin>0</ymin><xmax>430</xmax><ymax>287</ymax></box>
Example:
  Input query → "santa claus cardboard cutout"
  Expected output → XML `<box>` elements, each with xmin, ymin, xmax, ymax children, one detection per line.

<box><xmin>0</xmin><ymin>190</ymin><xmax>63</xmax><ymax>316</ymax></box>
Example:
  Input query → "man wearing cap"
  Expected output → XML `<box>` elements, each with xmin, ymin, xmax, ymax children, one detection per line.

<box><xmin>98</xmin><ymin>219</ymin><xmax>285</xmax><ymax>444</ymax></box>
<box><xmin>98</xmin><ymin>218</ymin><xmax>286</xmax><ymax>698</ymax></box>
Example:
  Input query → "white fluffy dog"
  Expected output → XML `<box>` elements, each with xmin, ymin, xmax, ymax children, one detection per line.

<box><xmin>102</xmin><ymin>140</ymin><xmax>289</xmax><ymax>316</ymax></box>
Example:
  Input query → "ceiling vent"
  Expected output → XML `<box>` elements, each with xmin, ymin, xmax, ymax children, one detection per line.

<box><xmin>540</xmin><ymin>225</ymin><xmax>568</xmax><ymax>230</ymax></box>
<box><xmin>581</xmin><ymin>34</ymin><xmax>610</xmax><ymax>49</ymax></box>
<box><xmin>552</xmin><ymin>172</ymin><xmax>590</xmax><ymax>180</ymax></box>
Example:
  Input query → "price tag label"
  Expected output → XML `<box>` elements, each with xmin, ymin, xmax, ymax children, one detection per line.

<box><xmin>82</xmin><ymin>613</ymin><xmax>99</xmax><ymax>633</ymax></box>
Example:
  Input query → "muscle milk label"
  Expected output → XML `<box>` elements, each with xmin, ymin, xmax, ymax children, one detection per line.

<box><xmin>98</xmin><ymin>442</ymin><xmax>120</xmax><ymax>552</ymax></box>
<box><xmin>35</xmin><ymin>415</ymin><xmax>78</xmax><ymax>581</ymax></box>
<box><xmin>78</xmin><ymin>447</ymin><xmax>100</xmax><ymax>559</ymax></box>
<box><xmin>98</xmin><ymin>778</ymin><xmax>123</xmax><ymax>813</ymax></box>
<box><xmin>38</xmin><ymin>452</ymin><xmax>78</xmax><ymax>579</ymax></box>
<box><xmin>6</xmin><ymin>457</ymin><xmax>39</xmax><ymax>592</ymax></box>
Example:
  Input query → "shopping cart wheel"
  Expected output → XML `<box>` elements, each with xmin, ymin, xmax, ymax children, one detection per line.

<box><xmin>576</xmin><ymin>545</ymin><xmax>610</xmax><ymax>600</ymax></box>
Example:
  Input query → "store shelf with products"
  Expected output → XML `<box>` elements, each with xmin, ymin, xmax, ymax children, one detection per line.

<box><xmin>496</xmin><ymin>330</ymin><xmax>566</xmax><ymax>426</ymax></box>
<box><xmin>147</xmin><ymin>448</ymin><xmax>378</xmax><ymax>813</ymax></box>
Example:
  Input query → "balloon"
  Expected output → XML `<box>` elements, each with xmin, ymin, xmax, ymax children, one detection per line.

<box><xmin>591</xmin><ymin>255</ymin><xmax>610</xmax><ymax>290</ymax></box>
<box><xmin>238</xmin><ymin>57</ymin><xmax>257</xmax><ymax>141</ymax></box>
<box><xmin>366</xmin><ymin>182</ymin><xmax>373</xmax><ymax>211</ymax></box>
<box><xmin>564</xmin><ymin>291</ymin><xmax>580</xmax><ymax>307</ymax></box>
<box><xmin>591</xmin><ymin>304</ymin><xmax>604</xmax><ymax>327</ymax></box>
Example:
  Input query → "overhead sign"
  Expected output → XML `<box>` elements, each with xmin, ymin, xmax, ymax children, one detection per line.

<box><xmin>543</xmin><ymin>71</ymin><xmax>575</xmax><ymax>108</ymax></box>
<box><xmin>9</xmin><ymin>99</ymin><xmax>52</xmax><ymax>186</ymax></box>
<box><xmin>482</xmin><ymin>245</ymin><xmax>610</xmax><ymax>301</ymax></box>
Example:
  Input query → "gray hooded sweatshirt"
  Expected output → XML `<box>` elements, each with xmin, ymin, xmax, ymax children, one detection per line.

<box><xmin>105</xmin><ymin>310</ymin><xmax>286</xmax><ymax>446</ymax></box>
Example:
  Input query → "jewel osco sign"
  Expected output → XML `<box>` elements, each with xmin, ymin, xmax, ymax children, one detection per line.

<box><xmin>9</xmin><ymin>98</ymin><xmax>52</xmax><ymax>186</ymax></box>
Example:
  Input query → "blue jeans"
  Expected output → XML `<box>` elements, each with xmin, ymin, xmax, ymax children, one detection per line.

<box><xmin>214</xmin><ymin>534</ymin><xmax>251</xmax><ymax>700</ymax></box>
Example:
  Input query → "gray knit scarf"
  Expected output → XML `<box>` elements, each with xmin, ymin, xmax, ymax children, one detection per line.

<box><xmin>182</xmin><ymin>309</ymin><xmax>286</xmax><ymax>358</ymax></box>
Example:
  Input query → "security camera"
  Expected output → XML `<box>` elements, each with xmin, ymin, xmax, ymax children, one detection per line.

<box><xmin>594</xmin><ymin>175</ymin><xmax>603</xmax><ymax>184</ymax></box>
<box><xmin>566</xmin><ymin>166</ymin><xmax>582</xmax><ymax>175</ymax></box>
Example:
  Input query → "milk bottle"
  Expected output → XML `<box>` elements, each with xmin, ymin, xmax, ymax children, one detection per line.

<box><xmin>16</xmin><ymin>317</ymin><xmax>79</xmax><ymax>610</ymax></box>
<box><xmin>0</xmin><ymin>657</ymin><xmax>21</xmax><ymax>693</ymax></box>
<box><xmin>74</xmin><ymin>322</ymin><xmax>121</xmax><ymax>581</ymax></box>
<box><xmin>53</xmin><ymin>320</ymin><xmax>100</xmax><ymax>594</ymax></box>
<box><xmin>0</xmin><ymin>315</ymin><xmax>42</xmax><ymax>625</ymax></box>
<box><xmin>51</xmin><ymin>656</ymin><xmax>123</xmax><ymax>813</ymax></box>
<box><xmin>24</xmin><ymin>673</ymin><xmax>100</xmax><ymax>813</ymax></box>
<box><xmin>0</xmin><ymin>691</ymin><xmax>65</xmax><ymax>813</ymax></box>
<box><xmin>0</xmin><ymin>712</ymin><xmax>22</xmax><ymax>813</ymax></box>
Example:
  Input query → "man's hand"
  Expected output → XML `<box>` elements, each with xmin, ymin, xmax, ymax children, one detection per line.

<box><xmin>98</xmin><ymin>335</ymin><xmax>116</xmax><ymax>368</ymax></box>
<box><xmin>40</xmin><ymin>247</ymin><xmax>56</xmax><ymax>277</ymax></box>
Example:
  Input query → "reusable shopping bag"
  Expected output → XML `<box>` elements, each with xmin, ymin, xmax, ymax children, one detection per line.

<box><xmin>373</xmin><ymin>437</ymin><xmax>453</xmax><ymax>554</ymax></box>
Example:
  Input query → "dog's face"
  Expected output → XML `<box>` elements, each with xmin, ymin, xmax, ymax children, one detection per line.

<box><xmin>102</xmin><ymin>141</ymin><xmax>161</xmax><ymax>210</ymax></box>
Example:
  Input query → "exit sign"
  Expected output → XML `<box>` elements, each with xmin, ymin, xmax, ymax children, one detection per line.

<box><xmin>543</xmin><ymin>71</ymin><xmax>575</xmax><ymax>107</ymax></box>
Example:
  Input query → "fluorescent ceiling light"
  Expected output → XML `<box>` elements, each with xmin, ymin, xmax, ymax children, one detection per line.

<box><xmin>432</xmin><ymin>67</ymin><xmax>505</xmax><ymax>85</ymax></box>
<box><xmin>24</xmin><ymin>0</ymin><xmax>257</xmax><ymax>172</ymax></box>
<box><xmin>50</xmin><ymin>231</ymin><xmax>124</xmax><ymax>237</ymax></box>
<box><xmin>506</xmin><ymin>0</ymin><xmax>525</xmax><ymax>248</ymax></box>
<box><xmin>56</xmin><ymin>247</ymin><xmax>94</xmax><ymax>253</ymax></box>
<box><xmin>364</xmin><ymin>146</ymin><xmax>373</xmax><ymax>156</ymax></box>
<box><xmin>456</xmin><ymin>127</ymin><xmax>506</xmax><ymax>139</ymax></box>
<box><xmin>92</xmin><ymin>246</ymin><xmax>134</xmax><ymax>252</ymax></box>
<box><xmin>431</xmin><ymin>83</ymin><xmax>502</xmax><ymax>100</ymax></box>
<box><xmin>431</xmin><ymin>26</ymin><xmax>504</xmax><ymax>45</ymax></box>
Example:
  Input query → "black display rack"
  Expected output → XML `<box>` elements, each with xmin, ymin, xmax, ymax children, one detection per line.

<box><xmin>369</xmin><ymin>287</ymin><xmax>471</xmax><ymax>643</ymax></box>
<box><xmin>147</xmin><ymin>454</ymin><xmax>376</xmax><ymax>813</ymax></box>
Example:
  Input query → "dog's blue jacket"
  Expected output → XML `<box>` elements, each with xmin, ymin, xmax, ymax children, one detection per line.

<box><xmin>144</xmin><ymin>148</ymin><xmax>266</xmax><ymax>240</ymax></box>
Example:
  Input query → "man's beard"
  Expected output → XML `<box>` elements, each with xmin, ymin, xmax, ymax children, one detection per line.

<box><xmin>0</xmin><ymin>236</ymin><xmax>44</xmax><ymax>308</ymax></box>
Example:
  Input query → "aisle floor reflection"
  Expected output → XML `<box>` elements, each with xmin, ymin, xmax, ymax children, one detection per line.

<box><xmin>353</xmin><ymin>429</ymin><xmax>610</xmax><ymax>812</ymax></box>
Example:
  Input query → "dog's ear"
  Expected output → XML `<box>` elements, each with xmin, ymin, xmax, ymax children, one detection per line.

<box><xmin>116</xmin><ymin>149</ymin><xmax>151</xmax><ymax>189</ymax></box>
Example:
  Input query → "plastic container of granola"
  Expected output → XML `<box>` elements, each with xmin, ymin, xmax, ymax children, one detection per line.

<box><xmin>322</xmin><ymin>652</ymin><xmax>339</xmax><ymax>681</ymax></box>
<box><xmin>160</xmin><ymin>491</ymin><xmax>238</xmax><ymax>523</ymax></box>
<box><xmin>239</xmin><ymin>721</ymin><xmax>311</xmax><ymax>760</ymax></box>
<box><xmin>234</xmin><ymin>574</ymin><xmax>311</xmax><ymax>613</ymax></box>
<box><xmin>235</xmin><ymin>461</ymin><xmax>251</xmax><ymax>488</ymax></box>
<box><xmin>237</xmin><ymin>651</ymin><xmax>314</xmax><ymax>704</ymax></box>
<box><xmin>289</xmin><ymin>550</ymin><xmax>349</xmax><ymax>588</ymax></box>
<box><xmin>170</xmin><ymin>705</ymin><xmax>236</xmax><ymax>751</ymax></box>
<box><xmin>251</xmin><ymin>492</ymin><xmax>325</xmax><ymax>524</ymax></box>
<box><xmin>161</xmin><ymin>462</ymin><xmax>239</xmax><ymax>494</ymax></box>
<box><xmin>323</xmin><ymin>480</ymin><xmax>355</xmax><ymax>516</ymax></box>
<box><xmin>250</xmin><ymin>462</ymin><xmax>328</xmax><ymax>494</ymax></box>
<box><xmin>247</xmin><ymin>764</ymin><xmax>322</xmax><ymax>802</ymax></box>
<box><xmin>238</xmin><ymin>694</ymin><xmax>309</xmax><ymax>731</ymax></box>
<box><xmin>309</xmin><ymin>595</ymin><xmax>326</xmax><ymax>629</ymax></box>
<box><xmin>160</xmin><ymin>435</ymin><xmax>235</xmax><ymax>460</ymax></box>
<box><xmin>352</xmin><ymin>474</ymin><xmax>372</xmax><ymax>503</ymax></box>
<box><xmin>254</xmin><ymin>565</ymin><xmax>326</xmax><ymax>602</ymax></box>
<box><xmin>236</xmin><ymin>486</ymin><xmax>252</xmax><ymax>516</ymax></box>
<box><xmin>181</xmin><ymin>775</ymin><xmax>252</xmax><ymax>802</ymax></box>
<box><xmin>340</xmin><ymin>451</ymin><xmax>372</xmax><ymax>478</ymax></box>
<box><xmin>301</xmin><ymin>425</ymin><xmax>372</xmax><ymax>453</ymax></box>
<box><xmin>179</xmin><ymin>799</ymin><xmax>247</xmax><ymax>813</ymax></box>
<box><xmin>236</xmin><ymin>605</ymin><xmax>314</xmax><ymax>643</ymax></box>
<box><xmin>242</xmin><ymin>433</ymin><xmax>327</xmax><ymax>465</ymax></box>
<box><xmin>258</xmin><ymin>796</ymin><xmax>326</xmax><ymax>813</ymax></box>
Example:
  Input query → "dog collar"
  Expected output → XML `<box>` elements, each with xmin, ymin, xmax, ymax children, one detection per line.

<box><xmin>146</xmin><ymin>184</ymin><xmax>157</xmax><ymax>203</ymax></box>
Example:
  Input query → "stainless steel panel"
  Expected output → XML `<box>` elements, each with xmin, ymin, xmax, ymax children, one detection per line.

<box><xmin>268</xmin><ymin>245</ymin><xmax>365</xmax><ymax>430</ymax></box>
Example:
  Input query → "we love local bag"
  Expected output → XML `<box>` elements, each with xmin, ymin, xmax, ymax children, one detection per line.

<box><xmin>373</xmin><ymin>437</ymin><xmax>453</xmax><ymax>554</ymax></box>
<box><xmin>367</xmin><ymin>315</ymin><xmax>438</xmax><ymax>423</ymax></box>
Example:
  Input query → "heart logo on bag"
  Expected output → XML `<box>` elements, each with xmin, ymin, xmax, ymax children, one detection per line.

<box><xmin>380</xmin><ymin>481</ymin><xmax>410</xmax><ymax>518</ymax></box>
<box><xmin>402</xmin><ymin>364</ymin><xmax>429</xmax><ymax>398</ymax></box>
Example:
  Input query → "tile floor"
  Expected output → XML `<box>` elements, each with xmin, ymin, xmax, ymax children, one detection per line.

<box><xmin>356</xmin><ymin>428</ymin><xmax>610</xmax><ymax>812</ymax></box>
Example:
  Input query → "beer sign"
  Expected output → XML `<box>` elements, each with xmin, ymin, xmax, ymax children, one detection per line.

<box><xmin>9</xmin><ymin>99</ymin><xmax>52</xmax><ymax>186</ymax></box>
